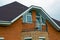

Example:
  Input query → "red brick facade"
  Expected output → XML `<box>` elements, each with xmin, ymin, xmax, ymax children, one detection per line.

<box><xmin>46</xmin><ymin>20</ymin><xmax>60</xmax><ymax>40</ymax></box>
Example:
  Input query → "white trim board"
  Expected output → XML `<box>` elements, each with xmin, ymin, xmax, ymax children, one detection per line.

<box><xmin>39</xmin><ymin>37</ymin><xmax>45</xmax><ymax>38</ymax></box>
<box><xmin>24</xmin><ymin>37</ymin><xmax>32</xmax><ymax>39</ymax></box>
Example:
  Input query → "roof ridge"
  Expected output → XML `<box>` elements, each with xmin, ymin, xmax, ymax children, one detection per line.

<box><xmin>0</xmin><ymin>1</ymin><xmax>28</xmax><ymax>8</ymax></box>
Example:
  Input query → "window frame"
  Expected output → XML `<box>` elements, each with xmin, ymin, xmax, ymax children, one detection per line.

<box><xmin>24</xmin><ymin>37</ymin><xmax>32</xmax><ymax>40</ymax></box>
<box><xmin>36</xmin><ymin>15</ymin><xmax>42</xmax><ymax>31</ymax></box>
<box><xmin>23</xmin><ymin>13</ymin><xmax>32</xmax><ymax>23</ymax></box>
<box><xmin>26</xmin><ymin>15</ymin><xmax>32</xmax><ymax>23</ymax></box>
<box><xmin>39</xmin><ymin>15</ymin><xmax>45</xmax><ymax>25</ymax></box>
<box><xmin>0</xmin><ymin>37</ymin><xmax>4</xmax><ymax>40</ymax></box>
<box><xmin>39</xmin><ymin>37</ymin><xmax>45</xmax><ymax>40</ymax></box>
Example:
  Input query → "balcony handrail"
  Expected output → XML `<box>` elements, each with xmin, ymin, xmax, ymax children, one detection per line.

<box><xmin>22</xmin><ymin>21</ymin><xmax>48</xmax><ymax>32</ymax></box>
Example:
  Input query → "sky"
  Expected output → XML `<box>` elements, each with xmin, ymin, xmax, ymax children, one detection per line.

<box><xmin>0</xmin><ymin>0</ymin><xmax>60</xmax><ymax>21</ymax></box>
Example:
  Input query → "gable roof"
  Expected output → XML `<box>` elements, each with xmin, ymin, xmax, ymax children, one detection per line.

<box><xmin>0</xmin><ymin>1</ymin><xmax>28</xmax><ymax>21</ymax></box>
<box><xmin>0</xmin><ymin>2</ymin><xmax>60</xmax><ymax>31</ymax></box>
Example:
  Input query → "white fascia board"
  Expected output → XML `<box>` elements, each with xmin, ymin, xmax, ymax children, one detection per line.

<box><xmin>0</xmin><ymin>21</ymin><xmax>10</xmax><ymax>22</ymax></box>
<box><xmin>0</xmin><ymin>21</ymin><xmax>11</xmax><ymax>25</ymax></box>
<box><xmin>0</xmin><ymin>23</ymin><xmax>11</xmax><ymax>25</ymax></box>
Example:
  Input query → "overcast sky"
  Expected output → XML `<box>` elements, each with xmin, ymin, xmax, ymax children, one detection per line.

<box><xmin>0</xmin><ymin>0</ymin><xmax>60</xmax><ymax>21</ymax></box>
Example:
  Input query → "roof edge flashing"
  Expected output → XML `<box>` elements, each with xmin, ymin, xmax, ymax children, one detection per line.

<box><xmin>0</xmin><ymin>21</ymin><xmax>10</xmax><ymax>23</ymax></box>
<box><xmin>0</xmin><ymin>21</ymin><xmax>11</xmax><ymax>26</ymax></box>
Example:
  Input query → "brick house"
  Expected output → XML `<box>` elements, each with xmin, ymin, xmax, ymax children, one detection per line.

<box><xmin>0</xmin><ymin>1</ymin><xmax>60</xmax><ymax>40</ymax></box>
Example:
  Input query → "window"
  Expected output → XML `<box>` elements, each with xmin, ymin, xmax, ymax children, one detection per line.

<box><xmin>36</xmin><ymin>18</ymin><xmax>42</xmax><ymax>31</ymax></box>
<box><xmin>25</xmin><ymin>39</ymin><xmax>32</xmax><ymax>40</ymax></box>
<box><xmin>41</xmin><ymin>17</ymin><xmax>45</xmax><ymax>24</ymax></box>
<box><xmin>24</xmin><ymin>37</ymin><xmax>32</xmax><ymax>40</ymax></box>
<box><xmin>0</xmin><ymin>37</ymin><xmax>4</xmax><ymax>40</ymax></box>
<box><xmin>40</xmin><ymin>16</ymin><xmax>45</xmax><ymax>25</ymax></box>
<box><xmin>36</xmin><ymin>15</ymin><xmax>42</xmax><ymax>31</ymax></box>
<box><xmin>39</xmin><ymin>37</ymin><xmax>45</xmax><ymax>40</ymax></box>
<box><xmin>27</xmin><ymin>16</ymin><xmax>32</xmax><ymax>22</ymax></box>
<box><xmin>23</xmin><ymin>12</ymin><xmax>32</xmax><ymax>23</ymax></box>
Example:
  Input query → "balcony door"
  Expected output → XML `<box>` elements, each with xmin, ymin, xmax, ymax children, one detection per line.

<box><xmin>36</xmin><ymin>13</ymin><xmax>42</xmax><ymax>31</ymax></box>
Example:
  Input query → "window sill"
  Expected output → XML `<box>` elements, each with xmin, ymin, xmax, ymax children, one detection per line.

<box><xmin>22</xmin><ymin>22</ymin><xmax>32</xmax><ymax>24</ymax></box>
<box><xmin>41</xmin><ymin>23</ymin><xmax>46</xmax><ymax>25</ymax></box>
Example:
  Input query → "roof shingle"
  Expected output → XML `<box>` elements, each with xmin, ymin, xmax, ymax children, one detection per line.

<box><xmin>52</xmin><ymin>18</ymin><xmax>60</xmax><ymax>27</ymax></box>
<box><xmin>0</xmin><ymin>1</ymin><xmax>28</xmax><ymax>21</ymax></box>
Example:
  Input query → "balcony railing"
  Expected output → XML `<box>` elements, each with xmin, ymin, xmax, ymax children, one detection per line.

<box><xmin>22</xmin><ymin>26</ymin><xmax>48</xmax><ymax>32</ymax></box>
<box><xmin>22</xmin><ymin>21</ymin><xmax>48</xmax><ymax>32</ymax></box>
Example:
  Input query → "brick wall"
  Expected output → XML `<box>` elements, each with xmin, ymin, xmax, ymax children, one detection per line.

<box><xmin>46</xmin><ymin>20</ymin><xmax>60</xmax><ymax>40</ymax></box>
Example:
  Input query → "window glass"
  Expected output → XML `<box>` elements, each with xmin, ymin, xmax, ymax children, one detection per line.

<box><xmin>27</xmin><ymin>13</ymin><xmax>31</xmax><ymax>15</ymax></box>
<box><xmin>42</xmin><ymin>17</ymin><xmax>45</xmax><ymax>24</ymax></box>
<box><xmin>27</xmin><ymin>16</ymin><xmax>32</xmax><ymax>22</ymax></box>
<box><xmin>36</xmin><ymin>17</ymin><xmax>40</xmax><ymax>23</ymax></box>
<box><xmin>37</xmin><ymin>24</ymin><xmax>42</xmax><ymax>31</ymax></box>
<box><xmin>25</xmin><ymin>39</ymin><xmax>32</xmax><ymax>40</ymax></box>
<box><xmin>36</xmin><ymin>17</ymin><xmax>42</xmax><ymax>31</ymax></box>
<box><xmin>24</xmin><ymin>37</ymin><xmax>32</xmax><ymax>40</ymax></box>
<box><xmin>23</xmin><ymin>14</ymin><xmax>26</xmax><ymax>22</ymax></box>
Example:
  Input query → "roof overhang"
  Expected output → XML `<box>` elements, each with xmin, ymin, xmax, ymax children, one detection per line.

<box><xmin>0</xmin><ymin>5</ymin><xmax>60</xmax><ymax>31</ymax></box>
<box><xmin>0</xmin><ymin>21</ymin><xmax>11</xmax><ymax>26</ymax></box>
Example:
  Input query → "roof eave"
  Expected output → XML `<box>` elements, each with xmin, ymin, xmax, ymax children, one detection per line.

<box><xmin>0</xmin><ymin>21</ymin><xmax>11</xmax><ymax>26</ymax></box>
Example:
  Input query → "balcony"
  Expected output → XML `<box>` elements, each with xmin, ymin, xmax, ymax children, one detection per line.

<box><xmin>21</xmin><ymin>27</ymin><xmax>48</xmax><ymax>40</ymax></box>
<box><xmin>21</xmin><ymin>22</ymin><xmax>48</xmax><ymax>40</ymax></box>
<box><xmin>22</xmin><ymin>23</ymin><xmax>48</xmax><ymax>32</ymax></box>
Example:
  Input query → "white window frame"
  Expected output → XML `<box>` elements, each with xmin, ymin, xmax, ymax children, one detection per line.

<box><xmin>40</xmin><ymin>16</ymin><xmax>45</xmax><ymax>25</ymax></box>
<box><xmin>24</xmin><ymin>37</ymin><xmax>32</xmax><ymax>40</ymax></box>
<box><xmin>0</xmin><ymin>37</ymin><xmax>4</xmax><ymax>40</ymax></box>
<box><xmin>39</xmin><ymin>37</ymin><xmax>45</xmax><ymax>40</ymax></box>
<box><xmin>26</xmin><ymin>15</ymin><xmax>32</xmax><ymax>23</ymax></box>
<box><xmin>23</xmin><ymin>13</ymin><xmax>32</xmax><ymax>23</ymax></box>
<box><xmin>36</xmin><ymin>15</ymin><xmax>42</xmax><ymax>31</ymax></box>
